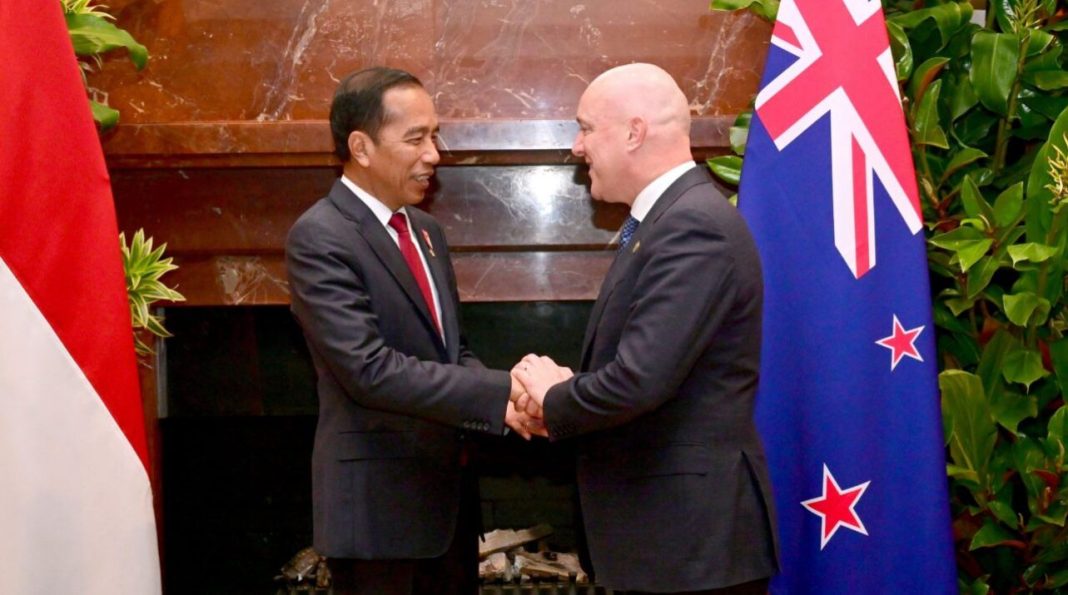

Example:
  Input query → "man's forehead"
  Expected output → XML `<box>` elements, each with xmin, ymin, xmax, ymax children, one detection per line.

<box><xmin>381</xmin><ymin>88</ymin><xmax>437</xmax><ymax>127</ymax></box>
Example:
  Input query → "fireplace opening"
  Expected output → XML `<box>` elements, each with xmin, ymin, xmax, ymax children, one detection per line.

<box><xmin>159</xmin><ymin>302</ymin><xmax>593</xmax><ymax>594</ymax></box>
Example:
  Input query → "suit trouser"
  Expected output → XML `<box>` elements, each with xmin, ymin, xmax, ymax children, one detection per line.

<box><xmin>327</xmin><ymin>470</ymin><xmax>479</xmax><ymax>595</ymax></box>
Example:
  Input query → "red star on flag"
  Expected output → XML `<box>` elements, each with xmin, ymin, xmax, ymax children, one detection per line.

<box><xmin>875</xmin><ymin>314</ymin><xmax>924</xmax><ymax>370</ymax></box>
<box><xmin>801</xmin><ymin>464</ymin><xmax>870</xmax><ymax>549</ymax></box>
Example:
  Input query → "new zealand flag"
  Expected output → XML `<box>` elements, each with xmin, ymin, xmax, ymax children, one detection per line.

<box><xmin>738</xmin><ymin>0</ymin><xmax>957</xmax><ymax>592</ymax></box>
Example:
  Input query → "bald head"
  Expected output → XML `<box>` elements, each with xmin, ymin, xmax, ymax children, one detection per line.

<box><xmin>587</xmin><ymin>63</ymin><xmax>691</xmax><ymax>138</ymax></box>
<box><xmin>572</xmin><ymin>63</ymin><xmax>695</xmax><ymax>205</ymax></box>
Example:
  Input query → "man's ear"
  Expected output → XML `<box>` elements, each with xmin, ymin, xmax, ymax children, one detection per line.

<box><xmin>348</xmin><ymin>131</ymin><xmax>373</xmax><ymax>167</ymax></box>
<box><xmin>625</xmin><ymin>117</ymin><xmax>647</xmax><ymax>151</ymax></box>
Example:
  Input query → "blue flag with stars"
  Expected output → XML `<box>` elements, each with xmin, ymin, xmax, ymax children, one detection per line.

<box><xmin>737</xmin><ymin>0</ymin><xmax>957</xmax><ymax>592</ymax></box>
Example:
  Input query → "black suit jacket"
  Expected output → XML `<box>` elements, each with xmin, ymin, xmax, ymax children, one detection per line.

<box><xmin>544</xmin><ymin>166</ymin><xmax>779</xmax><ymax>591</ymax></box>
<box><xmin>286</xmin><ymin>180</ymin><xmax>510</xmax><ymax>559</ymax></box>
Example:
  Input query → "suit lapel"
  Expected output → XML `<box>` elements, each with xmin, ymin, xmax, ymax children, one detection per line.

<box><xmin>327</xmin><ymin>181</ymin><xmax>444</xmax><ymax>352</ymax></box>
<box><xmin>578</xmin><ymin>166</ymin><xmax>713</xmax><ymax>369</ymax></box>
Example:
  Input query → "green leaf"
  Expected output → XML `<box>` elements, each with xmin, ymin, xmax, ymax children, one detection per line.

<box><xmin>979</xmin><ymin>330</ymin><xmax>1017</xmax><ymax>396</ymax></box>
<box><xmin>987</xmin><ymin>497</ymin><xmax>1018</xmax><ymax>528</ymax></box>
<box><xmin>1020</xmin><ymin>93</ymin><xmax>1068</xmax><ymax>121</ymax></box>
<box><xmin>709</xmin><ymin>0</ymin><xmax>778</xmax><ymax>20</ymax></box>
<box><xmin>990</xmin><ymin>388</ymin><xmax>1037</xmax><ymax>434</ymax></box>
<box><xmin>958</xmin><ymin>239</ymin><xmax>994</xmax><ymax>272</ymax></box>
<box><xmin>89</xmin><ymin>99</ymin><xmax>119</xmax><ymax>130</ymax></box>
<box><xmin>1049</xmin><ymin>339</ymin><xmax>1068</xmax><ymax>412</ymax></box>
<box><xmin>1003</xmin><ymin>348</ymin><xmax>1048</xmax><ymax>389</ymax></box>
<box><xmin>65</xmin><ymin>13</ymin><xmax>147</xmax><ymax>70</ymax></box>
<box><xmin>1006</xmin><ymin>242</ymin><xmax>1057</xmax><ymax>265</ymax></box>
<box><xmin>947</xmin><ymin>74</ymin><xmax>980</xmax><ymax>122</ymax></box>
<box><xmin>1049</xmin><ymin>407</ymin><xmax>1068</xmax><ymax>444</ymax></box>
<box><xmin>970</xmin><ymin>31</ymin><xmax>1021</xmax><ymax>116</ymax></box>
<box><xmin>999</xmin><ymin>290</ymin><xmax>1050</xmax><ymax>326</ymax></box>
<box><xmin>970</xmin><ymin>519</ymin><xmax>1018</xmax><ymax>550</ymax></box>
<box><xmin>959</xmin><ymin>576</ymin><xmax>991</xmax><ymax>595</ymax></box>
<box><xmin>1048</xmin><ymin>567</ymin><xmax>1068</xmax><ymax>588</ymax></box>
<box><xmin>954</xmin><ymin>109</ymin><xmax>998</xmax><ymax>147</ymax></box>
<box><xmin>890</xmin><ymin>2</ymin><xmax>973</xmax><ymax>46</ymax></box>
<box><xmin>887</xmin><ymin>21</ymin><xmax>913</xmax><ymax>81</ymax></box>
<box><xmin>729</xmin><ymin>111</ymin><xmax>751</xmax><ymax>156</ymax></box>
<box><xmin>940</xmin><ymin>370</ymin><xmax>996</xmax><ymax>489</ymax></box>
<box><xmin>707</xmin><ymin>155</ymin><xmax>742</xmax><ymax>186</ymax></box>
<box><xmin>943</xmin><ymin>148</ymin><xmax>988</xmax><ymax>184</ymax></box>
<box><xmin>930</xmin><ymin>225</ymin><xmax>986</xmax><ymax>247</ymax></box>
<box><xmin>946</xmin><ymin>463</ymin><xmax>978</xmax><ymax>482</ymax></box>
<box><xmin>908</xmin><ymin>57</ymin><xmax>950</xmax><ymax>103</ymax></box>
<box><xmin>1026</xmin><ymin>106</ymin><xmax>1068</xmax><ymax>239</ymax></box>
<box><xmin>913</xmin><ymin>79</ymin><xmax>949</xmax><ymax>148</ymax></box>
<box><xmin>1030</xmin><ymin>70</ymin><xmax>1068</xmax><ymax>91</ymax></box>
<box><xmin>960</xmin><ymin>174</ymin><xmax>995</xmax><ymax>221</ymax></box>
<box><xmin>1026</xmin><ymin>30</ymin><xmax>1055</xmax><ymax>57</ymax></box>
<box><xmin>1023</xmin><ymin>44</ymin><xmax>1062</xmax><ymax>75</ymax></box>
<box><xmin>992</xmin><ymin>182</ymin><xmax>1024</xmax><ymax>227</ymax></box>
<box><xmin>1003</xmin><ymin>292</ymin><xmax>1042</xmax><ymax>326</ymax></box>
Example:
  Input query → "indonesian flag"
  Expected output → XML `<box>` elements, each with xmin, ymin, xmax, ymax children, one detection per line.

<box><xmin>0</xmin><ymin>1</ymin><xmax>162</xmax><ymax>593</ymax></box>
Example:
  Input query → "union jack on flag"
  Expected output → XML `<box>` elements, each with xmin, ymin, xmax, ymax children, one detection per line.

<box><xmin>755</xmin><ymin>0</ymin><xmax>922</xmax><ymax>279</ymax></box>
<box><xmin>738</xmin><ymin>0</ymin><xmax>957</xmax><ymax>592</ymax></box>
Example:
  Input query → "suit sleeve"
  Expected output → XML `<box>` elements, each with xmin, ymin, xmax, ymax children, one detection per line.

<box><xmin>543</xmin><ymin>206</ymin><xmax>741</xmax><ymax>439</ymax></box>
<box><xmin>286</xmin><ymin>216</ymin><xmax>510</xmax><ymax>434</ymax></box>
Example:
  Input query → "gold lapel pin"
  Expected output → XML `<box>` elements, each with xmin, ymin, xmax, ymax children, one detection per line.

<box><xmin>631</xmin><ymin>240</ymin><xmax>641</xmax><ymax>253</ymax></box>
<box><xmin>421</xmin><ymin>229</ymin><xmax>436</xmax><ymax>257</ymax></box>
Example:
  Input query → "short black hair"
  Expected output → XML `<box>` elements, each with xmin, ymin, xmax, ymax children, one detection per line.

<box><xmin>329</xmin><ymin>67</ymin><xmax>424</xmax><ymax>162</ymax></box>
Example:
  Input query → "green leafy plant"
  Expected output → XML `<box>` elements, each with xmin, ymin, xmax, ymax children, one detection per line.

<box><xmin>121</xmin><ymin>229</ymin><xmax>185</xmax><ymax>356</ymax></box>
<box><xmin>711</xmin><ymin>0</ymin><xmax>1068</xmax><ymax>591</ymax></box>
<box><xmin>61</xmin><ymin>0</ymin><xmax>147</xmax><ymax>129</ymax></box>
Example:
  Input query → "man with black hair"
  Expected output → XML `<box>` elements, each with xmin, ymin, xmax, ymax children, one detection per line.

<box><xmin>286</xmin><ymin>67</ymin><xmax>540</xmax><ymax>595</ymax></box>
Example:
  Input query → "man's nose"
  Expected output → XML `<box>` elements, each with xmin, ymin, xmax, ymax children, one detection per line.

<box><xmin>572</xmin><ymin>132</ymin><xmax>584</xmax><ymax>157</ymax></box>
<box><xmin>424</xmin><ymin>141</ymin><xmax>440</xmax><ymax>165</ymax></box>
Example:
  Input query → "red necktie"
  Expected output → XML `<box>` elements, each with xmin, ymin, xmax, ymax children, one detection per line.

<box><xmin>388</xmin><ymin>212</ymin><xmax>441</xmax><ymax>334</ymax></box>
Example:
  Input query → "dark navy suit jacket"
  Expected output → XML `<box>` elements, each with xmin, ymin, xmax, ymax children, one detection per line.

<box><xmin>544</xmin><ymin>166</ymin><xmax>779</xmax><ymax>592</ymax></box>
<box><xmin>286</xmin><ymin>180</ymin><xmax>510</xmax><ymax>559</ymax></box>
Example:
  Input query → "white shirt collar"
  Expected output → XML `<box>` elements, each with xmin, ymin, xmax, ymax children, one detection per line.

<box><xmin>630</xmin><ymin>161</ymin><xmax>697</xmax><ymax>222</ymax></box>
<box><xmin>340</xmin><ymin>175</ymin><xmax>409</xmax><ymax>226</ymax></box>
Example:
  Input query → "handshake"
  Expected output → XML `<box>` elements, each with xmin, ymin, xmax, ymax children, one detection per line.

<box><xmin>504</xmin><ymin>354</ymin><xmax>575</xmax><ymax>440</ymax></box>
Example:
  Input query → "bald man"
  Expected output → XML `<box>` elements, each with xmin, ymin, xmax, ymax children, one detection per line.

<box><xmin>513</xmin><ymin>64</ymin><xmax>779</xmax><ymax>594</ymax></box>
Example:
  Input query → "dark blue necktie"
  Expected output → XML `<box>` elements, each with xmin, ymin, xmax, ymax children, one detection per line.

<box><xmin>619</xmin><ymin>215</ymin><xmax>639</xmax><ymax>251</ymax></box>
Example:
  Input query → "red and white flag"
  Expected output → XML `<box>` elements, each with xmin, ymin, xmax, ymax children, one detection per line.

<box><xmin>0</xmin><ymin>1</ymin><xmax>162</xmax><ymax>593</ymax></box>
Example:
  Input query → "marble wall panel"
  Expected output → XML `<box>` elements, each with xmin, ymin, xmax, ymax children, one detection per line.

<box><xmin>91</xmin><ymin>0</ymin><xmax>769</xmax><ymax>123</ymax></box>
<box><xmin>111</xmin><ymin>164</ymin><xmax>631</xmax><ymax>304</ymax></box>
<box><xmin>111</xmin><ymin>165</ymin><xmax>623</xmax><ymax>253</ymax></box>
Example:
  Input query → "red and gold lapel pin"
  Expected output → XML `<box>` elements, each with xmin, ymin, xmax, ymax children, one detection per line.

<box><xmin>421</xmin><ymin>229</ymin><xmax>436</xmax><ymax>257</ymax></box>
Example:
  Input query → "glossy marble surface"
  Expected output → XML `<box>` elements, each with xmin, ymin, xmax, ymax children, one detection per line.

<box><xmin>111</xmin><ymin>164</ymin><xmax>634</xmax><ymax>304</ymax></box>
<box><xmin>92</xmin><ymin>0</ymin><xmax>770</xmax><ymax>123</ymax></box>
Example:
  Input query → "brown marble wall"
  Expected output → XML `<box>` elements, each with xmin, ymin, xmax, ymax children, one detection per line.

<box><xmin>97</xmin><ymin>0</ymin><xmax>771</xmax><ymax>305</ymax></box>
<box><xmin>93</xmin><ymin>0</ymin><xmax>768</xmax><ymax>123</ymax></box>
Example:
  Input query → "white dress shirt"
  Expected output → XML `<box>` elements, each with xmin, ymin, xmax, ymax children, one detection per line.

<box><xmin>630</xmin><ymin>161</ymin><xmax>697</xmax><ymax>222</ymax></box>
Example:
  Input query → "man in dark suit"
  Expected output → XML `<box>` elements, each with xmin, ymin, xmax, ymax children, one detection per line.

<box><xmin>286</xmin><ymin>67</ymin><xmax>538</xmax><ymax>595</ymax></box>
<box><xmin>514</xmin><ymin>63</ymin><xmax>779</xmax><ymax>595</ymax></box>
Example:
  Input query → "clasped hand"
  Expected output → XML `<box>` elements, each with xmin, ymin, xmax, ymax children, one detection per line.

<box><xmin>503</xmin><ymin>354</ymin><xmax>574</xmax><ymax>440</ymax></box>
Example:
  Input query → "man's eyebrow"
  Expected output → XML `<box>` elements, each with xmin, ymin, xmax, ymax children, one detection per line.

<box><xmin>403</xmin><ymin>125</ymin><xmax>438</xmax><ymax>137</ymax></box>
